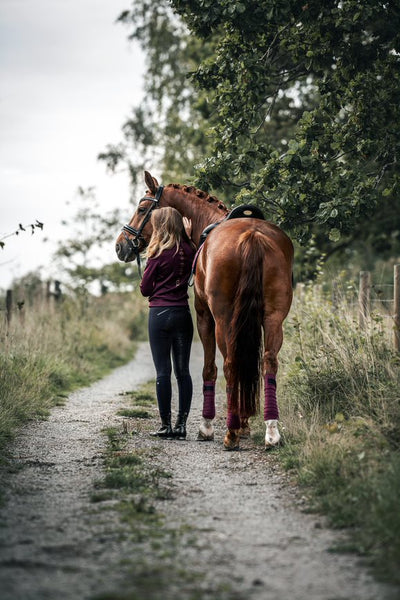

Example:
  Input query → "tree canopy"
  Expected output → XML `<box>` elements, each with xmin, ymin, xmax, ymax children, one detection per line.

<box><xmin>102</xmin><ymin>0</ymin><xmax>400</xmax><ymax>276</ymax></box>
<box><xmin>171</xmin><ymin>0</ymin><xmax>400</xmax><ymax>245</ymax></box>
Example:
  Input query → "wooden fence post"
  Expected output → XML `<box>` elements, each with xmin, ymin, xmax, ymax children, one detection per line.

<box><xmin>5</xmin><ymin>289</ymin><xmax>12</xmax><ymax>329</ymax></box>
<box><xmin>54</xmin><ymin>280</ymin><xmax>62</xmax><ymax>302</ymax></box>
<box><xmin>394</xmin><ymin>264</ymin><xmax>400</xmax><ymax>352</ymax></box>
<box><xmin>45</xmin><ymin>281</ymin><xmax>51</xmax><ymax>304</ymax></box>
<box><xmin>332</xmin><ymin>279</ymin><xmax>339</xmax><ymax>312</ymax></box>
<box><xmin>359</xmin><ymin>271</ymin><xmax>371</xmax><ymax>329</ymax></box>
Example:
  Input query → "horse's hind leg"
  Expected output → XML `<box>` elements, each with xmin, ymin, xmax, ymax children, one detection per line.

<box><xmin>195</xmin><ymin>302</ymin><xmax>217</xmax><ymax>441</ymax></box>
<box><xmin>224</xmin><ymin>386</ymin><xmax>241</xmax><ymax>450</ymax></box>
<box><xmin>239</xmin><ymin>416</ymin><xmax>251</xmax><ymax>438</ymax></box>
<box><xmin>216</xmin><ymin>326</ymin><xmax>241</xmax><ymax>451</ymax></box>
<box><xmin>263</xmin><ymin>314</ymin><xmax>284</xmax><ymax>449</ymax></box>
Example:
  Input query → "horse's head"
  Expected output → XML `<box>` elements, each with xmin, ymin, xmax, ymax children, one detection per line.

<box><xmin>115</xmin><ymin>171</ymin><xmax>161</xmax><ymax>262</ymax></box>
<box><xmin>116</xmin><ymin>170</ymin><xmax>230</xmax><ymax>262</ymax></box>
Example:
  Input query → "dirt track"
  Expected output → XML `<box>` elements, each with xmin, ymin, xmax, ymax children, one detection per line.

<box><xmin>0</xmin><ymin>342</ymin><xmax>398</xmax><ymax>600</ymax></box>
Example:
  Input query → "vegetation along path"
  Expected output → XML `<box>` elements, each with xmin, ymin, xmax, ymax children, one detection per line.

<box><xmin>0</xmin><ymin>342</ymin><xmax>398</xmax><ymax>600</ymax></box>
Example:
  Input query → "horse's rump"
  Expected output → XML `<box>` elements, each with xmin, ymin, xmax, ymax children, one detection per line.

<box><xmin>227</xmin><ymin>228</ymin><xmax>273</xmax><ymax>418</ymax></box>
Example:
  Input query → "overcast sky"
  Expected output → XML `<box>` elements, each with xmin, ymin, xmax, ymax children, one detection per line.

<box><xmin>0</xmin><ymin>0</ymin><xmax>145</xmax><ymax>290</ymax></box>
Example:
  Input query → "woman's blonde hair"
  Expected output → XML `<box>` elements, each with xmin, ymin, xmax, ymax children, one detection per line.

<box><xmin>146</xmin><ymin>207</ymin><xmax>184</xmax><ymax>258</ymax></box>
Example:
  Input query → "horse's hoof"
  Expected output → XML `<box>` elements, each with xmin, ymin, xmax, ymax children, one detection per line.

<box><xmin>223</xmin><ymin>430</ymin><xmax>240</xmax><ymax>451</ymax></box>
<box><xmin>197</xmin><ymin>418</ymin><xmax>214</xmax><ymax>441</ymax></box>
<box><xmin>197</xmin><ymin>430</ymin><xmax>214</xmax><ymax>441</ymax></box>
<box><xmin>265</xmin><ymin>419</ymin><xmax>281</xmax><ymax>449</ymax></box>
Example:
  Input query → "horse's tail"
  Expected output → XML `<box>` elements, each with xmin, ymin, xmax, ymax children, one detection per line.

<box><xmin>228</xmin><ymin>229</ymin><xmax>268</xmax><ymax>417</ymax></box>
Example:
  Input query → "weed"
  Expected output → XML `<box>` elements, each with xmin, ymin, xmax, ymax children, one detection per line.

<box><xmin>117</xmin><ymin>408</ymin><xmax>151</xmax><ymax>419</ymax></box>
<box><xmin>90</xmin><ymin>490</ymin><xmax>115</xmax><ymax>503</ymax></box>
<box><xmin>103</xmin><ymin>427</ymin><xmax>125</xmax><ymax>453</ymax></box>
<box><xmin>109</xmin><ymin>454</ymin><xmax>143</xmax><ymax>467</ymax></box>
<box><xmin>119</xmin><ymin>388</ymin><xmax>156</xmax><ymax>407</ymax></box>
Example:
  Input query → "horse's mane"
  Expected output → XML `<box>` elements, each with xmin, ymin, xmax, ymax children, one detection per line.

<box><xmin>166</xmin><ymin>183</ymin><xmax>228</xmax><ymax>213</ymax></box>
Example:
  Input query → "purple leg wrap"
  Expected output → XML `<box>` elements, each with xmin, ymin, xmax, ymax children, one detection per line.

<box><xmin>226</xmin><ymin>391</ymin><xmax>240</xmax><ymax>430</ymax></box>
<box><xmin>264</xmin><ymin>374</ymin><xmax>279</xmax><ymax>421</ymax></box>
<box><xmin>227</xmin><ymin>412</ymin><xmax>241</xmax><ymax>430</ymax></box>
<box><xmin>202</xmin><ymin>381</ymin><xmax>216</xmax><ymax>419</ymax></box>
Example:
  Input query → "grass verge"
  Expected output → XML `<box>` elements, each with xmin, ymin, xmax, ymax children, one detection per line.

<box><xmin>0</xmin><ymin>291</ymin><xmax>145</xmax><ymax>460</ymax></box>
<box><xmin>261</xmin><ymin>283</ymin><xmax>400</xmax><ymax>585</ymax></box>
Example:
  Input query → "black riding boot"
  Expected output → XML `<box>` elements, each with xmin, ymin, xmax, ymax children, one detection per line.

<box><xmin>151</xmin><ymin>415</ymin><xmax>173</xmax><ymax>439</ymax></box>
<box><xmin>173</xmin><ymin>413</ymin><xmax>188</xmax><ymax>440</ymax></box>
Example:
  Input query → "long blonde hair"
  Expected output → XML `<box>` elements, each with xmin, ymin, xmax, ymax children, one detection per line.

<box><xmin>146</xmin><ymin>207</ymin><xmax>184</xmax><ymax>258</ymax></box>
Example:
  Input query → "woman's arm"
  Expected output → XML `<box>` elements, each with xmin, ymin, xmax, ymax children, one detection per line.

<box><xmin>139</xmin><ymin>258</ymin><xmax>158</xmax><ymax>297</ymax></box>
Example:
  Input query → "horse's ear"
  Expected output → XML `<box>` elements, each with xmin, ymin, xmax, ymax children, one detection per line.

<box><xmin>144</xmin><ymin>171</ymin><xmax>159</xmax><ymax>193</ymax></box>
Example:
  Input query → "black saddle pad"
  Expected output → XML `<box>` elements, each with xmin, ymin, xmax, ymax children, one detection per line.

<box><xmin>227</xmin><ymin>204</ymin><xmax>265</xmax><ymax>220</ymax></box>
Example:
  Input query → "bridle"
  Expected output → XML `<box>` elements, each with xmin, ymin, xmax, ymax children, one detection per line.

<box><xmin>122</xmin><ymin>185</ymin><xmax>164</xmax><ymax>250</ymax></box>
<box><xmin>121</xmin><ymin>185</ymin><xmax>164</xmax><ymax>276</ymax></box>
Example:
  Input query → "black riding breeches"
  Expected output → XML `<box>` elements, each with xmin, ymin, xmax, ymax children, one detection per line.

<box><xmin>148</xmin><ymin>306</ymin><xmax>193</xmax><ymax>419</ymax></box>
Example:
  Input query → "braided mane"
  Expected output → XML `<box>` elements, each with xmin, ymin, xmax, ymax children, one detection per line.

<box><xmin>166</xmin><ymin>183</ymin><xmax>229</xmax><ymax>213</ymax></box>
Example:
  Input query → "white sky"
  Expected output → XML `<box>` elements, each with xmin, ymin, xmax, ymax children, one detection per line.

<box><xmin>0</xmin><ymin>0</ymin><xmax>145</xmax><ymax>290</ymax></box>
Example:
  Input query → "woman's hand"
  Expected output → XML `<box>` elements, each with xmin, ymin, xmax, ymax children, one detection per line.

<box><xmin>183</xmin><ymin>216</ymin><xmax>192</xmax><ymax>239</ymax></box>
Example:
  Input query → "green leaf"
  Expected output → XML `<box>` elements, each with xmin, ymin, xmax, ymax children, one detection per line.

<box><xmin>329</xmin><ymin>228</ymin><xmax>341</xmax><ymax>242</ymax></box>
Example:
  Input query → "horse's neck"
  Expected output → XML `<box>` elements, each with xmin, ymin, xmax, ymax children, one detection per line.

<box><xmin>164</xmin><ymin>189</ymin><xmax>227</xmax><ymax>246</ymax></box>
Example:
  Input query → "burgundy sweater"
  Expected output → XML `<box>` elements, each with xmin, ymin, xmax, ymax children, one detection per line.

<box><xmin>140</xmin><ymin>240</ymin><xmax>196</xmax><ymax>307</ymax></box>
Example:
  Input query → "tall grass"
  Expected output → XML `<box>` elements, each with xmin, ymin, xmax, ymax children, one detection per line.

<box><xmin>275</xmin><ymin>282</ymin><xmax>400</xmax><ymax>582</ymax></box>
<box><xmin>0</xmin><ymin>291</ymin><xmax>148</xmax><ymax>456</ymax></box>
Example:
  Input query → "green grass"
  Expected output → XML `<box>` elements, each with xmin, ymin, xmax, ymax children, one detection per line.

<box><xmin>0</xmin><ymin>291</ymin><xmax>146</xmax><ymax>462</ymax></box>
<box><xmin>116</xmin><ymin>383</ymin><xmax>157</xmax><ymax>421</ymax></box>
<box><xmin>265</xmin><ymin>281</ymin><xmax>400</xmax><ymax>584</ymax></box>
<box><xmin>117</xmin><ymin>408</ymin><xmax>152</xmax><ymax>419</ymax></box>
<box><xmin>92</xmin><ymin>426</ymin><xmax>165</xmax><ymax>537</ymax></box>
<box><xmin>96</xmin><ymin>423</ymin><xmax>172</xmax><ymax>503</ymax></box>
<box><xmin>119</xmin><ymin>389</ymin><xmax>156</xmax><ymax>406</ymax></box>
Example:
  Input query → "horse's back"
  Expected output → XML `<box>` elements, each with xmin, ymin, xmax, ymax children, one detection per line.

<box><xmin>199</xmin><ymin>218</ymin><xmax>293</xmax><ymax>277</ymax></box>
<box><xmin>195</xmin><ymin>218</ymin><xmax>293</xmax><ymax>317</ymax></box>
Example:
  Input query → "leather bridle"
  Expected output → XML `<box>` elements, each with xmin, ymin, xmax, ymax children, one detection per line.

<box><xmin>121</xmin><ymin>185</ymin><xmax>164</xmax><ymax>275</ymax></box>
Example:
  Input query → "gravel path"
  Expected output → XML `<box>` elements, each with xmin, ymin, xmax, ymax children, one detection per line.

<box><xmin>0</xmin><ymin>342</ymin><xmax>398</xmax><ymax>600</ymax></box>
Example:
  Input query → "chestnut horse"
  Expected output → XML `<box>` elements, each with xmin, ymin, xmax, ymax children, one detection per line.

<box><xmin>116</xmin><ymin>171</ymin><xmax>293</xmax><ymax>450</ymax></box>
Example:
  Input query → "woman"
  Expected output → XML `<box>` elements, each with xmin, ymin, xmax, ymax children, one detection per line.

<box><xmin>140</xmin><ymin>207</ymin><xmax>196</xmax><ymax>439</ymax></box>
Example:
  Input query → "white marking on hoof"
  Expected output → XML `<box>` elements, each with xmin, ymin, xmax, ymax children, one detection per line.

<box><xmin>265</xmin><ymin>419</ymin><xmax>281</xmax><ymax>448</ymax></box>
<box><xmin>197</xmin><ymin>417</ymin><xmax>214</xmax><ymax>441</ymax></box>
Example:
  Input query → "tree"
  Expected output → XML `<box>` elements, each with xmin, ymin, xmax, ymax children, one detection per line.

<box><xmin>100</xmin><ymin>1</ymin><xmax>315</xmax><ymax>200</ymax></box>
<box><xmin>169</xmin><ymin>0</ymin><xmax>400</xmax><ymax>245</ymax></box>
<box><xmin>0</xmin><ymin>221</ymin><xmax>43</xmax><ymax>249</ymax></box>
<box><xmin>54</xmin><ymin>187</ymin><xmax>137</xmax><ymax>293</ymax></box>
<box><xmin>99</xmin><ymin>1</ymin><xmax>220</xmax><ymax>193</ymax></box>
<box><xmin>102</xmin><ymin>0</ymin><xmax>400</xmax><ymax>278</ymax></box>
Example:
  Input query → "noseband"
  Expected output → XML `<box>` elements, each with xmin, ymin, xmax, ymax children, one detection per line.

<box><xmin>121</xmin><ymin>185</ymin><xmax>164</xmax><ymax>275</ymax></box>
